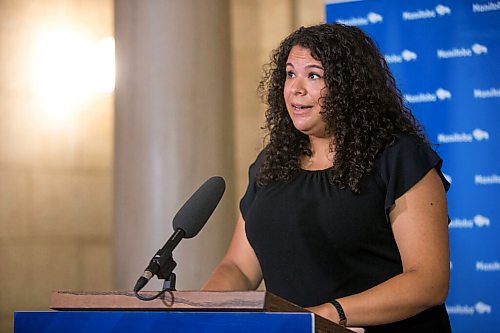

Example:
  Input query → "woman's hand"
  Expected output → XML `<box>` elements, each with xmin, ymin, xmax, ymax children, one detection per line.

<box><xmin>306</xmin><ymin>303</ymin><xmax>338</xmax><ymax>322</ymax></box>
<box><xmin>306</xmin><ymin>303</ymin><xmax>365</xmax><ymax>332</ymax></box>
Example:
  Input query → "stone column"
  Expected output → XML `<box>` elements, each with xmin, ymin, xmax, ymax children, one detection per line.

<box><xmin>114</xmin><ymin>0</ymin><xmax>234</xmax><ymax>290</ymax></box>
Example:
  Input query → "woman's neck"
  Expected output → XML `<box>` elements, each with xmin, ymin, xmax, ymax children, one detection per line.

<box><xmin>301</xmin><ymin>136</ymin><xmax>335</xmax><ymax>171</ymax></box>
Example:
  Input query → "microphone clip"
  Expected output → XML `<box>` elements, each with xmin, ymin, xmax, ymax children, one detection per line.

<box><xmin>133</xmin><ymin>250</ymin><xmax>177</xmax><ymax>301</ymax></box>
<box><xmin>154</xmin><ymin>251</ymin><xmax>177</xmax><ymax>290</ymax></box>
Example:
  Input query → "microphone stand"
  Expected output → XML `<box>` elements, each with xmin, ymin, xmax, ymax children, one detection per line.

<box><xmin>134</xmin><ymin>230</ymin><xmax>185</xmax><ymax>300</ymax></box>
<box><xmin>156</xmin><ymin>253</ymin><xmax>177</xmax><ymax>291</ymax></box>
<box><xmin>134</xmin><ymin>254</ymin><xmax>177</xmax><ymax>301</ymax></box>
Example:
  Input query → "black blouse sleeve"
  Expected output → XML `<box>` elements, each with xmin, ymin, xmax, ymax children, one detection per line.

<box><xmin>377</xmin><ymin>134</ymin><xmax>451</xmax><ymax>214</ymax></box>
<box><xmin>239</xmin><ymin>150</ymin><xmax>266</xmax><ymax>219</ymax></box>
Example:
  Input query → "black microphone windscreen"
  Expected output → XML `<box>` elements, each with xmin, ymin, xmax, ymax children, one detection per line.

<box><xmin>172</xmin><ymin>176</ymin><xmax>225</xmax><ymax>238</ymax></box>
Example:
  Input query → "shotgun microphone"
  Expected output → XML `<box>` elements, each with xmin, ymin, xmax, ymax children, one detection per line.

<box><xmin>133</xmin><ymin>176</ymin><xmax>226</xmax><ymax>292</ymax></box>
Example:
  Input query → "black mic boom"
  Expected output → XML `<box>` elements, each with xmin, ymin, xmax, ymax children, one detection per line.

<box><xmin>134</xmin><ymin>176</ymin><xmax>226</xmax><ymax>292</ymax></box>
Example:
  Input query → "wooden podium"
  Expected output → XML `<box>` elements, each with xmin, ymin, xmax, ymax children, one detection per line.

<box><xmin>14</xmin><ymin>291</ymin><xmax>353</xmax><ymax>332</ymax></box>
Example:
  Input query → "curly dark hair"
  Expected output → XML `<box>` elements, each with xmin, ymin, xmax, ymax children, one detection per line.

<box><xmin>257</xmin><ymin>23</ymin><xmax>426</xmax><ymax>193</ymax></box>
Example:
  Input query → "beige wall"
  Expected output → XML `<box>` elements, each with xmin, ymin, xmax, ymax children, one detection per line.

<box><xmin>0</xmin><ymin>1</ymin><xmax>114</xmax><ymax>332</ymax></box>
<box><xmin>0</xmin><ymin>0</ymin><xmax>323</xmax><ymax>331</ymax></box>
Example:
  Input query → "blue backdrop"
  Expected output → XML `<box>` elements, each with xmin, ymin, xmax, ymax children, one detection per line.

<box><xmin>325</xmin><ymin>1</ymin><xmax>499</xmax><ymax>332</ymax></box>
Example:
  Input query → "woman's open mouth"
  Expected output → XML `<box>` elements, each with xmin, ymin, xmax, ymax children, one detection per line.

<box><xmin>292</xmin><ymin>104</ymin><xmax>313</xmax><ymax>112</ymax></box>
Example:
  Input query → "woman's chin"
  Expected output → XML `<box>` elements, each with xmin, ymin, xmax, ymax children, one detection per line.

<box><xmin>292</xmin><ymin>120</ymin><xmax>311</xmax><ymax>132</ymax></box>
<box><xmin>293</xmin><ymin>124</ymin><xmax>326</xmax><ymax>138</ymax></box>
<box><xmin>293</xmin><ymin>125</ymin><xmax>312</xmax><ymax>135</ymax></box>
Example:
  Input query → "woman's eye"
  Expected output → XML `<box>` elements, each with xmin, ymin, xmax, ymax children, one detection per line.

<box><xmin>309</xmin><ymin>73</ymin><xmax>322</xmax><ymax>79</ymax></box>
<box><xmin>287</xmin><ymin>71</ymin><xmax>296</xmax><ymax>78</ymax></box>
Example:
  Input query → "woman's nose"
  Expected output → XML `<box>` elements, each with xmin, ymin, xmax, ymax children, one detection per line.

<box><xmin>291</xmin><ymin>79</ymin><xmax>306</xmax><ymax>95</ymax></box>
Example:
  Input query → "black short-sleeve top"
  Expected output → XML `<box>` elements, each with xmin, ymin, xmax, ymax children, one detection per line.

<box><xmin>240</xmin><ymin>134</ymin><xmax>451</xmax><ymax>331</ymax></box>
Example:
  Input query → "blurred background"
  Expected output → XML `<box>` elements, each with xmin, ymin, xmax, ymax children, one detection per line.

<box><xmin>0</xmin><ymin>1</ymin><xmax>325</xmax><ymax>332</ymax></box>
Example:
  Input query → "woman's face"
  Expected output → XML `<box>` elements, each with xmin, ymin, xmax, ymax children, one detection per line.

<box><xmin>284</xmin><ymin>45</ymin><xmax>328</xmax><ymax>138</ymax></box>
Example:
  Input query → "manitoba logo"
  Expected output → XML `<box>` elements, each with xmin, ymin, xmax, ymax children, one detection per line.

<box><xmin>402</xmin><ymin>4</ymin><xmax>451</xmax><ymax>20</ymax></box>
<box><xmin>476</xmin><ymin>302</ymin><xmax>492</xmax><ymax>314</ymax></box>
<box><xmin>435</xmin><ymin>4</ymin><xmax>452</xmax><ymax>15</ymax></box>
<box><xmin>385</xmin><ymin>49</ymin><xmax>417</xmax><ymax>63</ymax></box>
<box><xmin>367</xmin><ymin>12</ymin><xmax>383</xmax><ymax>23</ymax></box>
<box><xmin>474</xmin><ymin>214</ymin><xmax>491</xmax><ymax>227</ymax></box>
<box><xmin>405</xmin><ymin>88</ymin><xmax>451</xmax><ymax>103</ymax></box>
<box><xmin>447</xmin><ymin>302</ymin><xmax>492</xmax><ymax>315</ymax></box>
<box><xmin>472</xmin><ymin>128</ymin><xmax>489</xmax><ymax>141</ymax></box>
<box><xmin>437</xmin><ymin>43</ymin><xmax>488</xmax><ymax>59</ymax></box>
<box><xmin>436</xmin><ymin>88</ymin><xmax>451</xmax><ymax>100</ymax></box>
<box><xmin>336</xmin><ymin>12</ymin><xmax>383</xmax><ymax>26</ymax></box>
<box><xmin>450</xmin><ymin>214</ymin><xmax>490</xmax><ymax>228</ymax></box>
<box><xmin>437</xmin><ymin>128</ymin><xmax>489</xmax><ymax>143</ymax></box>
<box><xmin>472</xmin><ymin>43</ymin><xmax>488</xmax><ymax>54</ymax></box>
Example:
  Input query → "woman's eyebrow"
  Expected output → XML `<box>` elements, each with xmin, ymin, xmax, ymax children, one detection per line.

<box><xmin>306</xmin><ymin>64</ymin><xmax>324</xmax><ymax>70</ymax></box>
<box><xmin>285</xmin><ymin>63</ymin><xmax>324</xmax><ymax>70</ymax></box>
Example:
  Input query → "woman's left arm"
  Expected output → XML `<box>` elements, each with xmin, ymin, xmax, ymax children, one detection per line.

<box><xmin>308</xmin><ymin>168</ymin><xmax>450</xmax><ymax>326</ymax></box>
